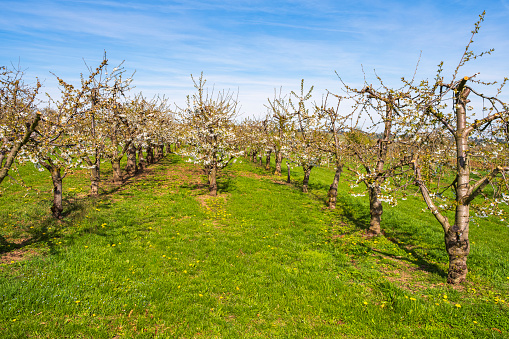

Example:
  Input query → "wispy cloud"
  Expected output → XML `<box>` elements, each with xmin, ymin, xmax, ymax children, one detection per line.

<box><xmin>1</xmin><ymin>0</ymin><xmax>508</xmax><ymax>115</ymax></box>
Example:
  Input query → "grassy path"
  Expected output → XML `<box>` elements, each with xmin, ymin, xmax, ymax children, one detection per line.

<box><xmin>0</xmin><ymin>155</ymin><xmax>508</xmax><ymax>338</ymax></box>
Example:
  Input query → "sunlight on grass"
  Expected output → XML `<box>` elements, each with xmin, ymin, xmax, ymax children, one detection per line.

<box><xmin>0</xmin><ymin>155</ymin><xmax>507</xmax><ymax>338</ymax></box>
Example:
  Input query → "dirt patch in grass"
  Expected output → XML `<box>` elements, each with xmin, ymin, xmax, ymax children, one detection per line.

<box><xmin>0</xmin><ymin>245</ymin><xmax>42</xmax><ymax>265</ymax></box>
<box><xmin>373</xmin><ymin>254</ymin><xmax>463</xmax><ymax>292</ymax></box>
<box><xmin>1</xmin><ymin>248</ymin><xmax>27</xmax><ymax>264</ymax></box>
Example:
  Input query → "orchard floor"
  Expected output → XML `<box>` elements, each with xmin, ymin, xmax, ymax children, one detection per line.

<box><xmin>0</xmin><ymin>155</ymin><xmax>508</xmax><ymax>338</ymax></box>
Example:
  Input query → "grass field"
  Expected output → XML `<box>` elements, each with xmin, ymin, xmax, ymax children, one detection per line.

<box><xmin>0</xmin><ymin>154</ymin><xmax>508</xmax><ymax>338</ymax></box>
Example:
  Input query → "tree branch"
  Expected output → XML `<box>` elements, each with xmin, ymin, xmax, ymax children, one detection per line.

<box><xmin>412</xmin><ymin>159</ymin><xmax>451</xmax><ymax>233</ymax></box>
<box><xmin>463</xmin><ymin>166</ymin><xmax>509</xmax><ymax>205</ymax></box>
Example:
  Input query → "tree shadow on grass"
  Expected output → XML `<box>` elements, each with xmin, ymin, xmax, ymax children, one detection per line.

<box><xmin>0</xmin><ymin>155</ymin><xmax>177</xmax><ymax>261</ymax></box>
<box><xmin>335</xmin><ymin>193</ymin><xmax>447</xmax><ymax>278</ymax></box>
<box><xmin>0</xmin><ymin>192</ymin><xmax>99</xmax><ymax>259</ymax></box>
<box><xmin>0</xmin><ymin>216</ymin><xmax>61</xmax><ymax>258</ymax></box>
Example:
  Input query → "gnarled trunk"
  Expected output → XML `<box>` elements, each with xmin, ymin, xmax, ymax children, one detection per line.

<box><xmin>367</xmin><ymin>184</ymin><xmax>382</xmax><ymax>236</ymax></box>
<box><xmin>328</xmin><ymin>164</ymin><xmax>343</xmax><ymax>209</ymax></box>
<box><xmin>125</xmin><ymin>144</ymin><xmax>138</xmax><ymax>175</ymax></box>
<box><xmin>445</xmin><ymin>207</ymin><xmax>470</xmax><ymax>284</ymax></box>
<box><xmin>275</xmin><ymin>151</ymin><xmax>282</xmax><ymax>176</ymax></box>
<box><xmin>50</xmin><ymin>166</ymin><xmax>63</xmax><ymax>219</ymax></box>
<box><xmin>158</xmin><ymin>145</ymin><xmax>165</xmax><ymax>159</ymax></box>
<box><xmin>111</xmin><ymin>158</ymin><xmax>123</xmax><ymax>184</ymax></box>
<box><xmin>146</xmin><ymin>144</ymin><xmax>154</xmax><ymax>164</ymax></box>
<box><xmin>251</xmin><ymin>150</ymin><xmax>257</xmax><ymax>163</ymax></box>
<box><xmin>154</xmin><ymin>144</ymin><xmax>161</xmax><ymax>161</ymax></box>
<box><xmin>265</xmin><ymin>150</ymin><xmax>272</xmax><ymax>171</ymax></box>
<box><xmin>40</xmin><ymin>159</ymin><xmax>64</xmax><ymax>219</ymax></box>
<box><xmin>137</xmin><ymin>146</ymin><xmax>146</xmax><ymax>171</ymax></box>
<box><xmin>302</xmin><ymin>165</ymin><xmax>313</xmax><ymax>193</ymax></box>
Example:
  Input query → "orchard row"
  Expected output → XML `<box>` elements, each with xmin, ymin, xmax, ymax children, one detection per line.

<box><xmin>1</xmin><ymin>14</ymin><xmax>508</xmax><ymax>285</ymax></box>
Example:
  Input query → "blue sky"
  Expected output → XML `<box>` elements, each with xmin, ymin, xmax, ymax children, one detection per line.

<box><xmin>2</xmin><ymin>0</ymin><xmax>509</xmax><ymax>118</ymax></box>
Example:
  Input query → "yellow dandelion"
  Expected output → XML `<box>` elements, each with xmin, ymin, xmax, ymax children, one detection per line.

<box><xmin>199</xmin><ymin>294</ymin><xmax>203</xmax><ymax>297</ymax></box>
<box><xmin>363</xmin><ymin>301</ymin><xmax>368</xmax><ymax>305</ymax></box>
<box><xmin>443</xmin><ymin>295</ymin><xmax>447</xmax><ymax>299</ymax></box>
<box><xmin>473</xmin><ymin>321</ymin><xmax>478</xmax><ymax>324</ymax></box>
<box><xmin>455</xmin><ymin>304</ymin><xmax>461</xmax><ymax>308</ymax></box>
<box><xmin>183</xmin><ymin>270</ymin><xmax>187</xmax><ymax>273</ymax></box>
<box><xmin>75</xmin><ymin>300</ymin><xmax>80</xmax><ymax>303</ymax></box>
<box><xmin>410</xmin><ymin>297</ymin><xmax>416</xmax><ymax>301</ymax></box>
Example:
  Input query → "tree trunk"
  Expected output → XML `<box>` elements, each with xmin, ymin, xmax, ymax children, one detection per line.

<box><xmin>125</xmin><ymin>144</ymin><xmax>138</xmax><ymax>175</ymax></box>
<box><xmin>328</xmin><ymin>164</ymin><xmax>343</xmax><ymax>209</ymax></box>
<box><xmin>446</xmin><ymin>82</ymin><xmax>471</xmax><ymax>283</ymax></box>
<box><xmin>167</xmin><ymin>143</ymin><xmax>173</xmax><ymax>154</ymax></box>
<box><xmin>84</xmin><ymin>153</ymin><xmax>101</xmax><ymax>197</ymax></box>
<box><xmin>208</xmin><ymin>163</ymin><xmax>218</xmax><ymax>196</ymax></box>
<box><xmin>111</xmin><ymin>158</ymin><xmax>123</xmax><ymax>184</ymax></box>
<box><xmin>146</xmin><ymin>144</ymin><xmax>154</xmax><ymax>164</ymax></box>
<box><xmin>367</xmin><ymin>184</ymin><xmax>382</xmax><ymax>236</ymax></box>
<box><xmin>265</xmin><ymin>150</ymin><xmax>272</xmax><ymax>171</ymax></box>
<box><xmin>158</xmin><ymin>145</ymin><xmax>165</xmax><ymax>158</ymax></box>
<box><xmin>90</xmin><ymin>161</ymin><xmax>100</xmax><ymax>196</ymax></box>
<box><xmin>302</xmin><ymin>165</ymin><xmax>313</xmax><ymax>193</ymax></box>
<box><xmin>137</xmin><ymin>146</ymin><xmax>146</xmax><ymax>171</ymax></box>
<box><xmin>251</xmin><ymin>150</ymin><xmax>257</xmax><ymax>163</ymax></box>
<box><xmin>50</xmin><ymin>166</ymin><xmax>63</xmax><ymax>219</ymax></box>
<box><xmin>286</xmin><ymin>161</ymin><xmax>291</xmax><ymax>183</ymax></box>
<box><xmin>275</xmin><ymin>151</ymin><xmax>282</xmax><ymax>175</ymax></box>
<box><xmin>259</xmin><ymin>154</ymin><xmax>263</xmax><ymax>166</ymax></box>
<box><xmin>154</xmin><ymin>145</ymin><xmax>161</xmax><ymax>160</ymax></box>
<box><xmin>445</xmin><ymin>210</ymin><xmax>470</xmax><ymax>284</ymax></box>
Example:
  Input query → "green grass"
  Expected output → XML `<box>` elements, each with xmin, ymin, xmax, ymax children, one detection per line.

<box><xmin>0</xmin><ymin>155</ymin><xmax>508</xmax><ymax>338</ymax></box>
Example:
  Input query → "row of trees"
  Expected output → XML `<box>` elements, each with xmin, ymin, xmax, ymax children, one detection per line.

<box><xmin>1</xmin><ymin>57</ymin><xmax>177</xmax><ymax>219</ymax></box>
<box><xmin>1</xmin><ymin>14</ymin><xmax>508</xmax><ymax>284</ymax></box>
<box><xmin>239</xmin><ymin>14</ymin><xmax>509</xmax><ymax>284</ymax></box>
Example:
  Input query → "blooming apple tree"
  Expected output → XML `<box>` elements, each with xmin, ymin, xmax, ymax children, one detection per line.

<box><xmin>406</xmin><ymin>13</ymin><xmax>509</xmax><ymax>284</ymax></box>
<box><xmin>0</xmin><ymin>66</ymin><xmax>42</xmax><ymax>185</ymax></box>
<box><xmin>178</xmin><ymin>74</ymin><xmax>243</xmax><ymax>196</ymax></box>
